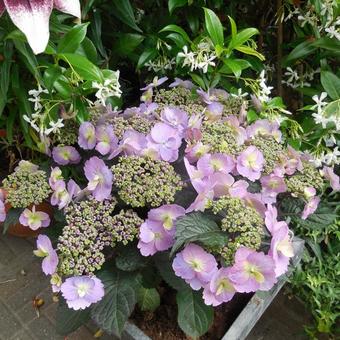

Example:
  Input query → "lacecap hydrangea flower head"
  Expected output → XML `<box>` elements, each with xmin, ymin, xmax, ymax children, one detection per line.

<box><xmin>12</xmin><ymin>77</ymin><xmax>336</xmax><ymax>314</ymax></box>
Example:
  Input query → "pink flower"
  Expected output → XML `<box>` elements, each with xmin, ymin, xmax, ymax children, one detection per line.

<box><xmin>303</xmin><ymin>187</ymin><xmax>316</xmax><ymax>200</ymax></box>
<box><xmin>321</xmin><ymin>166</ymin><xmax>340</xmax><ymax>191</ymax></box>
<box><xmin>260</xmin><ymin>174</ymin><xmax>287</xmax><ymax>204</ymax></box>
<box><xmin>242</xmin><ymin>192</ymin><xmax>267</xmax><ymax>217</ymax></box>
<box><xmin>205</xmin><ymin>102</ymin><xmax>223</xmax><ymax>121</ymax></box>
<box><xmin>185</xmin><ymin>142</ymin><xmax>210</xmax><ymax>164</ymax></box>
<box><xmin>210</xmin><ymin>173</ymin><xmax>249</xmax><ymax>199</ymax></box>
<box><xmin>138</xmin><ymin>220</ymin><xmax>174</xmax><ymax>256</ymax></box>
<box><xmin>49</xmin><ymin>166</ymin><xmax>63</xmax><ymax>190</ymax></box>
<box><xmin>301</xmin><ymin>196</ymin><xmax>320</xmax><ymax>220</ymax></box>
<box><xmin>84</xmin><ymin>156</ymin><xmax>112</xmax><ymax>201</ymax></box>
<box><xmin>0</xmin><ymin>0</ymin><xmax>81</xmax><ymax>54</ymax></box>
<box><xmin>186</xmin><ymin>179</ymin><xmax>215</xmax><ymax>213</ymax></box>
<box><xmin>147</xmin><ymin>122</ymin><xmax>182</xmax><ymax>162</ymax></box>
<box><xmin>19</xmin><ymin>206</ymin><xmax>50</xmax><ymax>230</ymax></box>
<box><xmin>118</xmin><ymin>130</ymin><xmax>147</xmax><ymax>156</ymax></box>
<box><xmin>0</xmin><ymin>200</ymin><xmax>6</xmax><ymax>222</ymax></box>
<box><xmin>147</xmin><ymin>204</ymin><xmax>185</xmax><ymax>233</ymax></box>
<box><xmin>169</xmin><ymin>78</ymin><xmax>194</xmax><ymax>89</ymax></box>
<box><xmin>78</xmin><ymin>122</ymin><xmax>96</xmax><ymax>150</ymax></box>
<box><xmin>203</xmin><ymin>267</ymin><xmax>236</xmax><ymax>306</ymax></box>
<box><xmin>269</xmin><ymin>225</ymin><xmax>294</xmax><ymax>277</ymax></box>
<box><xmin>265</xmin><ymin>205</ymin><xmax>289</xmax><ymax>234</ymax></box>
<box><xmin>172</xmin><ymin>243</ymin><xmax>218</xmax><ymax>290</ymax></box>
<box><xmin>34</xmin><ymin>235</ymin><xmax>58</xmax><ymax>275</ymax></box>
<box><xmin>225</xmin><ymin>116</ymin><xmax>247</xmax><ymax>145</ymax></box>
<box><xmin>50</xmin><ymin>179</ymin><xmax>80</xmax><ymax>209</ymax></box>
<box><xmin>95</xmin><ymin>125</ymin><xmax>118</xmax><ymax>156</ymax></box>
<box><xmin>61</xmin><ymin>276</ymin><xmax>104</xmax><ymax>310</ymax></box>
<box><xmin>140</xmin><ymin>76</ymin><xmax>168</xmax><ymax>91</ymax></box>
<box><xmin>229</xmin><ymin>247</ymin><xmax>277</xmax><ymax>293</ymax></box>
<box><xmin>236</xmin><ymin>146</ymin><xmax>264</xmax><ymax>181</ymax></box>
<box><xmin>247</xmin><ymin>119</ymin><xmax>282</xmax><ymax>142</ymax></box>
<box><xmin>281</xmin><ymin>146</ymin><xmax>303</xmax><ymax>176</ymax></box>
<box><xmin>161</xmin><ymin>107</ymin><xmax>188</xmax><ymax>134</ymax></box>
<box><xmin>52</xmin><ymin>146</ymin><xmax>81</xmax><ymax>165</ymax></box>
<box><xmin>197</xmin><ymin>153</ymin><xmax>235</xmax><ymax>177</ymax></box>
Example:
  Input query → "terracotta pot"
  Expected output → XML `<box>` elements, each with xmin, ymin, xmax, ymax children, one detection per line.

<box><xmin>1</xmin><ymin>189</ymin><xmax>54</xmax><ymax>238</ymax></box>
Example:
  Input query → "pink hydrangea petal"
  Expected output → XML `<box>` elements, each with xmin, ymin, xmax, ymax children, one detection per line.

<box><xmin>137</xmin><ymin>240</ymin><xmax>157</xmax><ymax>256</ymax></box>
<box><xmin>42</xmin><ymin>251</ymin><xmax>58</xmax><ymax>275</ymax></box>
<box><xmin>139</xmin><ymin>222</ymin><xmax>156</xmax><ymax>243</ymax></box>
<box><xmin>172</xmin><ymin>252</ymin><xmax>195</xmax><ymax>280</ymax></box>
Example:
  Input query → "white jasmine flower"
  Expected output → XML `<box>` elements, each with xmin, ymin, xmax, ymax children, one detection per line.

<box><xmin>92</xmin><ymin>71</ymin><xmax>122</xmax><ymax>106</ymax></box>
<box><xmin>284</xmin><ymin>67</ymin><xmax>299</xmax><ymax>84</ymax></box>
<box><xmin>44</xmin><ymin>119</ymin><xmax>64</xmax><ymax>135</ymax></box>
<box><xmin>23</xmin><ymin>114</ymin><xmax>40</xmax><ymax>133</ymax></box>
<box><xmin>312</xmin><ymin>92</ymin><xmax>328</xmax><ymax>113</ymax></box>
<box><xmin>323</xmin><ymin>147</ymin><xmax>340</xmax><ymax>165</ymax></box>
<box><xmin>312</xmin><ymin>112</ymin><xmax>329</xmax><ymax>128</ymax></box>
<box><xmin>325</xmin><ymin>26</ymin><xmax>340</xmax><ymax>40</ymax></box>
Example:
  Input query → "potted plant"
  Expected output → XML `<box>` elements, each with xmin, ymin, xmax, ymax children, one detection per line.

<box><xmin>1</xmin><ymin>77</ymin><xmax>338</xmax><ymax>338</ymax></box>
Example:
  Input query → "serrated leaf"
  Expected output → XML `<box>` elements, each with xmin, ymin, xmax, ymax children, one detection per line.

<box><xmin>177</xmin><ymin>289</ymin><xmax>214</xmax><ymax>338</ymax></box>
<box><xmin>292</xmin><ymin>203</ymin><xmax>338</xmax><ymax>230</ymax></box>
<box><xmin>115</xmin><ymin>246</ymin><xmax>148</xmax><ymax>272</ymax></box>
<box><xmin>3</xmin><ymin>208</ymin><xmax>24</xmax><ymax>234</ymax></box>
<box><xmin>137</xmin><ymin>287</ymin><xmax>160</xmax><ymax>312</ymax></box>
<box><xmin>91</xmin><ymin>270</ymin><xmax>138</xmax><ymax>336</ymax></box>
<box><xmin>56</xmin><ymin>298</ymin><xmax>91</xmax><ymax>336</ymax></box>
<box><xmin>171</xmin><ymin>212</ymin><xmax>228</xmax><ymax>256</ymax></box>
<box><xmin>153</xmin><ymin>252</ymin><xmax>188</xmax><ymax>290</ymax></box>
<box><xmin>203</xmin><ymin>8</ymin><xmax>224</xmax><ymax>46</ymax></box>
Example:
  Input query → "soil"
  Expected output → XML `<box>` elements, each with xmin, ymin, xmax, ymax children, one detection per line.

<box><xmin>132</xmin><ymin>287</ymin><xmax>252</xmax><ymax>340</ymax></box>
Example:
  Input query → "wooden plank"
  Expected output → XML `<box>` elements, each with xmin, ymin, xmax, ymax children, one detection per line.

<box><xmin>221</xmin><ymin>238</ymin><xmax>304</xmax><ymax>340</ymax></box>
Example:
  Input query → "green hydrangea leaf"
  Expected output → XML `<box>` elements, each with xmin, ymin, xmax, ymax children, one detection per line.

<box><xmin>137</xmin><ymin>287</ymin><xmax>160</xmax><ymax>312</ymax></box>
<box><xmin>91</xmin><ymin>270</ymin><xmax>139</xmax><ymax>336</ymax></box>
<box><xmin>153</xmin><ymin>252</ymin><xmax>188</xmax><ymax>290</ymax></box>
<box><xmin>177</xmin><ymin>289</ymin><xmax>214</xmax><ymax>338</ymax></box>
<box><xmin>3</xmin><ymin>208</ymin><xmax>24</xmax><ymax>234</ymax></box>
<box><xmin>115</xmin><ymin>245</ymin><xmax>148</xmax><ymax>272</ymax></box>
<box><xmin>171</xmin><ymin>212</ymin><xmax>228</xmax><ymax>256</ymax></box>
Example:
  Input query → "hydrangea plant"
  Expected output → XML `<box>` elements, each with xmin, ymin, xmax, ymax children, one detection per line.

<box><xmin>1</xmin><ymin>79</ymin><xmax>339</xmax><ymax>338</ymax></box>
